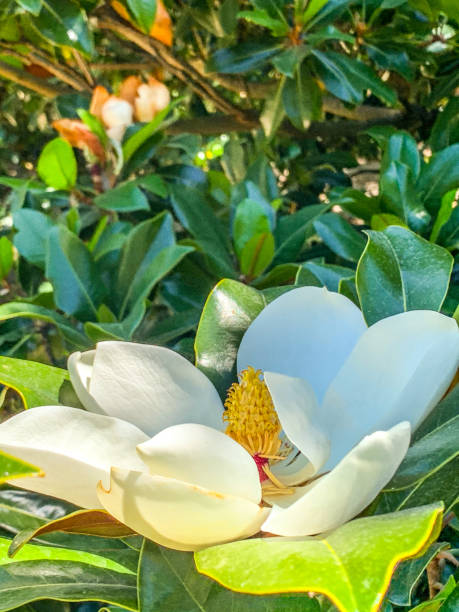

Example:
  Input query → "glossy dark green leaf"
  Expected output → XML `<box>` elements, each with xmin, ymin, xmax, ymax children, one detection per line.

<box><xmin>84</xmin><ymin>299</ymin><xmax>146</xmax><ymax>342</ymax></box>
<box><xmin>381</xmin><ymin>131</ymin><xmax>420</xmax><ymax>178</ymax></box>
<box><xmin>114</xmin><ymin>212</ymin><xmax>192</xmax><ymax>318</ymax></box>
<box><xmin>417</xmin><ymin>144</ymin><xmax>459</xmax><ymax>212</ymax></box>
<box><xmin>195</xmin><ymin>279</ymin><xmax>267</xmax><ymax>395</ymax></box>
<box><xmin>430</xmin><ymin>190</ymin><xmax>456</xmax><ymax>243</ymax></box>
<box><xmin>0</xmin><ymin>356</ymin><xmax>69</xmax><ymax>408</ymax></box>
<box><xmin>429</xmin><ymin>98</ymin><xmax>459</xmax><ymax>151</ymax></box>
<box><xmin>272</xmin><ymin>47</ymin><xmax>306</xmax><ymax>77</ymax></box>
<box><xmin>37</xmin><ymin>138</ymin><xmax>77</xmax><ymax>191</ymax></box>
<box><xmin>312</xmin><ymin>50</ymin><xmax>396</xmax><ymax>105</ymax></box>
<box><xmin>46</xmin><ymin>225</ymin><xmax>105</xmax><ymax>321</ymax></box>
<box><xmin>195</xmin><ymin>504</ymin><xmax>443</xmax><ymax>612</ymax></box>
<box><xmin>122</xmin><ymin>104</ymin><xmax>170</xmax><ymax>163</ymax></box>
<box><xmin>366</xmin><ymin>44</ymin><xmax>413</xmax><ymax>80</ymax></box>
<box><xmin>31</xmin><ymin>0</ymin><xmax>94</xmax><ymax>56</ymax></box>
<box><xmin>135</xmin><ymin>173</ymin><xmax>168</xmax><ymax>198</ymax></box>
<box><xmin>207</xmin><ymin>42</ymin><xmax>282</xmax><ymax>74</ymax></box>
<box><xmin>331</xmin><ymin>188</ymin><xmax>380</xmax><ymax>223</ymax></box>
<box><xmin>260</xmin><ymin>76</ymin><xmax>286</xmax><ymax>138</ymax></box>
<box><xmin>387</xmin><ymin>542</ymin><xmax>449</xmax><ymax>606</ymax></box>
<box><xmin>170</xmin><ymin>186</ymin><xmax>235</xmax><ymax>278</ymax></box>
<box><xmin>414</xmin><ymin>384</ymin><xmax>459</xmax><ymax>442</ymax></box>
<box><xmin>356</xmin><ymin>226</ymin><xmax>453</xmax><ymax>325</ymax></box>
<box><xmin>0</xmin><ymin>302</ymin><xmax>90</xmax><ymax>348</ymax></box>
<box><xmin>94</xmin><ymin>182</ymin><xmax>150</xmax><ymax>213</ymax></box>
<box><xmin>274</xmin><ymin>204</ymin><xmax>327</xmax><ymax>264</ymax></box>
<box><xmin>314</xmin><ymin>213</ymin><xmax>366</xmax><ymax>262</ymax></box>
<box><xmin>139</xmin><ymin>539</ymin><xmax>318</xmax><ymax>612</ymax></box>
<box><xmin>13</xmin><ymin>209</ymin><xmax>54</xmax><ymax>268</ymax></box>
<box><xmin>283</xmin><ymin>64</ymin><xmax>322</xmax><ymax>130</ymax></box>
<box><xmin>297</xmin><ymin>261</ymin><xmax>355</xmax><ymax>292</ymax></box>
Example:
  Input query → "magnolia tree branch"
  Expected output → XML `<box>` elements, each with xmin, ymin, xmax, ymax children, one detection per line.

<box><xmin>0</xmin><ymin>59</ymin><xmax>67</xmax><ymax>98</ymax></box>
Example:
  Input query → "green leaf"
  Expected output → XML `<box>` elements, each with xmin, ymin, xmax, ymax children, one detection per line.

<box><xmin>0</xmin><ymin>547</ymin><xmax>137</xmax><ymax>611</ymax></box>
<box><xmin>15</xmin><ymin>0</ymin><xmax>42</xmax><ymax>16</ymax></box>
<box><xmin>283</xmin><ymin>65</ymin><xmax>322</xmax><ymax>130</ymax></box>
<box><xmin>302</xmin><ymin>0</ymin><xmax>330</xmax><ymax>24</ymax></box>
<box><xmin>387</xmin><ymin>542</ymin><xmax>449</xmax><ymax>606</ymax></box>
<box><xmin>77</xmin><ymin>109</ymin><xmax>108</xmax><ymax>146</ymax></box>
<box><xmin>95</xmin><ymin>182</ymin><xmax>150</xmax><ymax>213</ymax></box>
<box><xmin>380</xmin><ymin>161</ymin><xmax>428</xmax><ymax>231</ymax></box>
<box><xmin>274</xmin><ymin>204</ymin><xmax>327</xmax><ymax>264</ymax></box>
<box><xmin>135</xmin><ymin>173</ymin><xmax>168</xmax><ymax>198</ymax></box>
<box><xmin>381</xmin><ymin>131</ymin><xmax>420</xmax><ymax>178</ymax></box>
<box><xmin>0</xmin><ymin>356</ymin><xmax>69</xmax><ymax>408</ymax></box>
<box><xmin>272</xmin><ymin>47</ymin><xmax>306</xmax><ymax>78</ymax></box>
<box><xmin>46</xmin><ymin>225</ymin><xmax>105</xmax><ymax>321</ymax></box>
<box><xmin>0</xmin><ymin>302</ymin><xmax>90</xmax><ymax>348</ymax></box>
<box><xmin>417</xmin><ymin>144</ymin><xmax>459</xmax><ymax>212</ymax></box>
<box><xmin>37</xmin><ymin>138</ymin><xmax>77</xmax><ymax>191</ymax></box>
<box><xmin>297</xmin><ymin>261</ymin><xmax>355</xmax><ymax>292</ymax></box>
<box><xmin>240</xmin><ymin>232</ymin><xmax>275</xmax><ymax>278</ymax></box>
<box><xmin>313</xmin><ymin>50</ymin><xmax>396</xmax><ymax>105</ymax></box>
<box><xmin>356</xmin><ymin>226</ymin><xmax>453</xmax><ymax>325</ymax></box>
<box><xmin>429</xmin><ymin>98</ymin><xmax>459</xmax><ymax>152</ymax></box>
<box><xmin>260</xmin><ymin>76</ymin><xmax>286</xmax><ymax>138</ymax></box>
<box><xmin>114</xmin><ymin>212</ymin><xmax>193</xmax><ymax>318</ymax></box>
<box><xmin>170</xmin><ymin>186</ymin><xmax>235</xmax><ymax>278</ymax></box>
<box><xmin>84</xmin><ymin>299</ymin><xmax>146</xmax><ymax>342</ymax></box>
<box><xmin>195</xmin><ymin>504</ymin><xmax>443</xmax><ymax>612</ymax></box>
<box><xmin>430</xmin><ymin>190</ymin><xmax>456</xmax><ymax>243</ymax></box>
<box><xmin>371</xmin><ymin>213</ymin><xmax>408</xmax><ymax>231</ymax></box>
<box><xmin>238</xmin><ymin>9</ymin><xmax>289</xmax><ymax>36</ymax></box>
<box><xmin>233</xmin><ymin>198</ymin><xmax>271</xmax><ymax>258</ymax></box>
<box><xmin>31</xmin><ymin>0</ymin><xmax>93</xmax><ymax>56</ymax></box>
<box><xmin>122</xmin><ymin>104</ymin><xmax>170</xmax><ymax>163</ymax></box>
<box><xmin>139</xmin><ymin>539</ymin><xmax>318</xmax><ymax>612</ymax></box>
<box><xmin>13</xmin><ymin>209</ymin><xmax>54</xmax><ymax>268</ymax></box>
<box><xmin>195</xmin><ymin>279</ymin><xmax>267</xmax><ymax>395</ymax></box>
<box><xmin>0</xmin><ymin>236</ymin><xmax>13</xmax><ymax>281</ymax></box>
<box><xmin>314</xmin><ymin>213</ymin><xmax>366</xmax><ymax>262</ymax></box>
<box><xmin>126</xmin><ymin>0</ymin><xmax>157</xmax><ymax>33</ymax></box>
<box><xmin>207</xmin><ymin>42</ymin><xmax>282</xmax><ymax>74</ymax></box>
<box><xmin>331</xmin><ymin>188</ymin><xmax>380</xmax><ymax>223</ymax></box>
<box><xmin>0</xmin><ymin>451</ymin><xmax>42</xmax><ymax>484</ymax></box>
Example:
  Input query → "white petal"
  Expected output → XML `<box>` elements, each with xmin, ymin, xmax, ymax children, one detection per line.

<box><xmin>264</xmin><ymin>371</ymin><xmax>330</xmax><ymax>480</ymax></box>
<box><xmin>68</xmin><ymin>350</ymin><xmax>104</xmax><ymax>414</ymax></box>
<box><xmin>237</xmin><ymin>287</ymin><xmax>366</xmax><ymax>402</ymax></box>
<box><xmin>0</xmin><ymin>405</ymin><xmax>148</xmax><ymax>508</ymax></box>
<box><xmin>97</xmin><ymin>468</ymin><xmax>269</xmax><ymax>551</ymax></box>
<box><xmin>263</xmin><ymin>422</ymin><xmax>410</xmax><ymax>536</ymax></box>
<box><xmin>86</xmin><ymin>341</ymin><xmax>223</xmax><ymax>436</ymax></box>
<box><xmin>102</xmin><ymin>97</ymin><xmax>133</xmax><ymax>128</ymax></box>
<box><xmin>137</xmin><ymin>423</ymin><xmax>261</xmax><ymax>504</ymax></box>
<box><xmin>321</xmin><ymin>310</ymin><xmax>459</xmax><ymax>470</ymax></box>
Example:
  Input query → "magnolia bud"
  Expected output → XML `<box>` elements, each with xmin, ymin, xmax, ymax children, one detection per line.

<box><xmin>134</xmin><ymin>80</ymin><xmax>170</xmax><ymax>122</ymax></box>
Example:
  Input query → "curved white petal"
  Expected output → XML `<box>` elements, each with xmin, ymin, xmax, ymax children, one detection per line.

<box><xmin>0</xmin><ymin>406</ymin><xmax>148</xmax><ymax>508</ymax></box>
<box><xmin>237</xmin><ymin>287</ymin><xmax>366</xmax><ymax>402</ymax></box>
<box><xmin>82</xmin><ymin>341</ymin><xmax>223</xmax><ymax>436</ymax></box>
<box><xmin>97</xmin><ymin>468</ymin><xmax>269</xmax><ymax>551</ymax></box>
<box><xmin>264</xmin><ymin>372</ymin><xmax>330</xmax><ymax>479</ymax></box>
<box><xmin>68</xmin><ymin>350</ymin><xmax>103</xmax><ymax>414</ymax></box>
<box><xmin>321</xmin><ymin>310</ymin><xmax>459</xmax><ymax>470</ymax></box>
<box><xmin>137</xmin><ymin>423</ymin><xmax>261</xmax><ymax>504</ymax></box>
<box><xmin>263</xmin><ymin>422</ymin><xmax>410</xmax><ymax>536</ymax></box>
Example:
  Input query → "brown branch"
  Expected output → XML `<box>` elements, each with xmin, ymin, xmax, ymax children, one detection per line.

<box><xmin>91</xmin><ymin>62</ymin><xmax>155</xmax><ymax>71</ymax></box>
<box><xmin>72</xmin><ymin>49</ymin><xmax>95</xmax><ymax>87</ymax></box>
<box><xmin>0</xmin><ymin>59</ymin><xmax>67</xmax><ymax>98</ymax></box>
<box><xmin>96</xmin><ymin>10</ymin><xmax>249</xmax><ymax>121</ymax></box>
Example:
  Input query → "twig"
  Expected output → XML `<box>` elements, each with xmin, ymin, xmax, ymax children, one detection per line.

<box><xmin>72</xmin><ymin>49</ymin><xmax>95</xmax><ymax>87</ymax></box>
<box><xmin>0</xmin><ymin>59</ymin><xmax>67</xmax><ymax>98</ymax></box>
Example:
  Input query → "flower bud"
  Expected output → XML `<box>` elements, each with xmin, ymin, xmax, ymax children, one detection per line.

<box><xmin>134</xmin><ymin>79</ymin><xmax>170</xmax><ymax>122</ymax></box>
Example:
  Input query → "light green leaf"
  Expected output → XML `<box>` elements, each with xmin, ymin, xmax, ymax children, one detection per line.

<box><xmin>0</xmin><ymin>236</ymin><xmax>13</xmax><ymax>281</ymax></box>
<box><xmin>233</xmin><ymin>198</ymin><xmax>271</xmax><ymax>258</ymax></box>
<box><xmin>239</xmin><ymin>232</ymin><xmax>275</xmax><ymax>278</ymax></box>
<box><xmin>122</xmin><ymin>104</ymin><xmax>170</xmax><ymax>163</ymax></box>
<box><xmin>0</xmin><ymin>356</ymin><xmax>69</xmax><ymax>408</ymax></box>
<box><xmin>77</xmin><ymin>109</ymin><xmax>107</xmax><ymax>146</ymax></box>
<box><xmin>370</xmin><ymin>213</ymin><xmax>408</xmax><ymax>231</ymax></box>
<box><xmin>0</xmin><ymin>451</ymin><xmax>42</xmax><ymax>484</ymax></box>
<box><xmin>237</xmin><ymin>9</ymin><xmax>289</xmax><ymax>36</ymax></box>
<box><xmin>126</xmin><ymin>0</ymin><xmax>157</xmax><ymax>33</ymax></box>
<box><xmin>195</xmin><ymin>504</ymin><xmax>443</xmax><ymax>612</ymax></box>
<box><xmin>356</xmin><ymin>226</ymin><xmax>453</xmax><ymax>325</ymax></box>
<box><xmin>302</xmin><ymin>0</ymin><xmax>330</xmax><ymax>24</ymax></box>
<box><xmin>37</xmin><ymin>138</ymin><xmax>77</xmax><ymax>191</ymax></box>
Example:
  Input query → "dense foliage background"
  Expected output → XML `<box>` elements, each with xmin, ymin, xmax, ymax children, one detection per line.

<box><xmin>0</xmin><ymin>1</ymin><xmax>458</xmax><ymax>611</ymax></box>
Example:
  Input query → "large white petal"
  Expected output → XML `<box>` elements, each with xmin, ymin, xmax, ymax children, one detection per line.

<box><xmin>137</xmin><ymin>423</ymin><xmax>261</xmax><ymax>504</ymax></box>
<box><xmin>264</xmin><ymin>371</ymin><xmax>330</xmax><ymax>481</ymax></box>
<box><xmin>0</xmin><ymin>405</ymin><xmax>148</xmax><ymax>508</ymax></box>
<box><xmin>80</xmin><ymin>341</ymin><xmax>223</xmax><ymax>436</ymax></box>
<box><xmin>237</xmin><ymin>287</ymin><xmax>366</xmax><ymax>402</ymax></box>
<box><xmin>68</xmin><ymin>350</ymin><xmax>103</xmax><ymax>414</ymax></box>
<box><xmin>262</xmin><ymin>422</ymin><xmax>410</xmax><ymax>536</ymax></box>
<box><xmin>321</xmin><ymin>310</ymin><xmax>459</xmax><ymax>470</ymax></box>
<box><xmin>97</xmin><ymin>468</ymin><xmax>269</xmax><ymax>551</ymax></box>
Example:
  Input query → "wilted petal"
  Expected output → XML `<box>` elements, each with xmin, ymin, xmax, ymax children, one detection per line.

<box><xmin>322</xmin><ymin>310</ymin><xmax>459</xmax><ymax>470</ymax></box>
<box><xmin>119</xmin><ymin>75</ymin><xmax>142</xmax><ymax>106</ymax></box>
<box><xmin>263</xmin><ymin>422</ymin><xmax>410</xmax><ymax>536</ymax></box>
<box><xmin>90</xmin><ymin>85</ymin><xmax>110</xmax><ymax>120</ymax></box>
<box><xmin>237</xmin><ymin>287</ymin><xmax>366</xmax><ymax>402</ymax></box>
<box><xmin>0</xmin><ymin>406</ymin><xmax>148</xmax><ymax>508</ymax></box>
<box><xmin>85</xmin><ymin>341</ymin><xmax>223</xmax><ymax>435</ymax></box>
<box><xmin>137</xmin><ymin>423</ymin><xmax>261</xmax><ymax>504</ymax></box>
<box><xmin>264</xmin><ymin>371</ymin><xmax>330</xmax><ymax>481</ymax></box>
<box><xmin>98</xmin><ymin>468</ymin><xmax>268</xmax><ymax>551</ymax></box>
<box><xmin>149</xmin><ymin>0</ymin><xmax>173</xmax><ymax>46</ymax></box>
<box><xmin>52</xmin><ymin>119</ymin><xmax>105</xmax><ymax>163</ymax></box>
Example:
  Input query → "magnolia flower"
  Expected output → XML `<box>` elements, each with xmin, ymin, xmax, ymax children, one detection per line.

<box><xmin>1</xmin><ymin>288</ymin><xmax>458</xmax><ymax>551</ymax></box>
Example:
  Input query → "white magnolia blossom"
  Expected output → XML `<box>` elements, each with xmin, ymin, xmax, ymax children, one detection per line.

<box><xmin>0</xmin><ymin>287</ymin><xmax>458</xmax><ymax>551</ymax></box>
